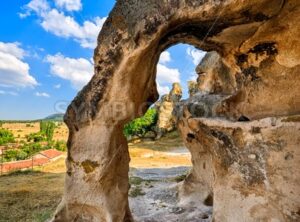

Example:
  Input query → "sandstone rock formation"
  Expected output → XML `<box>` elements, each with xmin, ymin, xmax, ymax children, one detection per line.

<box><xmin>53</xmin><ymin>0</ymin><xmax>300</xmax><ymax>221</ymax></box>
<box><xmin>188</xmin><ymin>50</ymin><xmax>237</xmax><ymax>97</ymax></box>
<box><xmin>155</xmin><ymin>83</ymin><xmax>182</xmax><ymax>138</ymax></box>
<box><xmin>196</xmin><ymin>51</ymin><xmax>236</xmax><ymax>95</ymax></box>
<box><xmin>187</xmin><ymin>80</ymin><xmax>199</xmax><ymax>97</ymax></box>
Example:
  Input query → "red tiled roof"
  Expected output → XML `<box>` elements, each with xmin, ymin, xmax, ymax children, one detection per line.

<box><xmin>39</xmin><ymin>149</ymin><xmax>63</xmax><ymax>159</ymax></box>
<box><xmin>1</xmin><ymin>149</ymin><xmax>64</xmax><ymax>173</ymax></box>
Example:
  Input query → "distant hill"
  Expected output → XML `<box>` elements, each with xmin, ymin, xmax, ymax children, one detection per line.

<box><xmin>44</xmin><ymin>113</ymin><xmax>64</xmax><ymax>121</ymax></box>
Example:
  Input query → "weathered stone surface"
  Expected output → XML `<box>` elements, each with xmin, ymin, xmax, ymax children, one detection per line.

<box><xmin>196</xmin><ymin>51</ymin><xmax>236</xmax><ymax>95</ymax></box>
<box><xmin>53</xmin><ymin>0</ymin><xmax>300</xmax><ymax>221</ymax></box>
<box><xmin>178</xmin><ymin>107</ymin><xmax>300</xmax><ymax>221</ymax></box>
<box><xmin>187</xmin><ymin>50</ymin><xmax>236</xmax><ymax>97</ymax></box>
<box><xmin>155</xmin><ymin>83</ymin><xmax>182</xmax><ymax>138</ymax></box>
<box><xmin>187</xmin><ymin>80</ymin><xmax>199</xmax><ymax>97</ymax></box>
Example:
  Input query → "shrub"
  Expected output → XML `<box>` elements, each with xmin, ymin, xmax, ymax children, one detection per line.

<box><xmin>123</xmin><ymin>108</ymin><xmax>158</xmax><ymax>138</ymax></box>
<box><xmin>129</xmin><ymin>186</ymin><xmax>145</xmax><ymax>197</ymax></box>
<box><xmin>22</xmin><ymin>142</ymin><xmax>44</xmax><ymax>153</ymax></box>
<box><xmin>3</xmin><ymin>149</ymin><xmax>30</xmax><ymax>162</ymax></box>
<box><xmin>15</xmin><ymin>150</ymin><xmax>28</xmax><ymax>160</ymax></box>
<box><xmin>26</xmin><ymin>121</ymin><xmax>56</xmax><ymax>143</ymax></box>
<box><xmin>26</xmin><ymin>132</ymin><xmax>46</xmax><ymax>142</ymax></box>
<box><xmin>3</xmin><ymin>149</ymin><xmax>19</xmax><ymax>161</ymax></box>
<box><xmin>2</xmin><ymin>142</ymin><xmax>49</xmax><ymax>162</ymax></box>
<box><xmin>54</xmin><ymin>140</ymin><xmax>67</xmax><ymax>151</ymax></box>
<box><xmin>0</xmin><ymin>129</ymin><xmax>15</xmax><ymax>145</ymax></box>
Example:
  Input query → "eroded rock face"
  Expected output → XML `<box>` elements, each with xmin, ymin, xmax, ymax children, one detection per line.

<box><xmin>187</xmin><ymin>80</ymin><xmax>199</xmax><ymax>97</ymax></box>
<box><xmin>187</xmin><ymin>50</ymin><xmax>236</xmax><ymax>97</ymax></box>
<box><xmin>177</xmin><ymin>99</ymin><xmax>300</xmax><ymax>221</ymax></box>
<box><xmin>196</xmin><ymin>51</ymin><xmax>236</xmax><ymax>95</ymax></box>
<box><xmin>155</xmin><ymin>83</ymin><xmax>182</xmax><ymax>138</ymax></box>
<box><xmin>53</xmin><ymin>0</ymin><xmax>300</xmax><ymax>221</ymax></box>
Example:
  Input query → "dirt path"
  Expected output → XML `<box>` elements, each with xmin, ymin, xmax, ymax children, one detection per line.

<box><xmin>129</xmin><ymin>167</ymin><xmax>212</xmax><ymax>222</ymax></box>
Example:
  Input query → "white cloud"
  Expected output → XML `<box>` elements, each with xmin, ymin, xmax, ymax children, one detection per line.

<box><xmin>156</xmin><ymin>50</ymin><xmax>180</xmax><ymax>96</ymax></box>
<box><xmin>20</xmin><ymin>0</ymin><xmax>106</xmax><ymax>49</ymax></box>
<box><xmin>40</xmin><ymin>9</ymin><xmax>105</xmax><ymax>49</ymax></box>
<box><xmin>159</xmin><ymin>51</ymin><xmax>171</xmax><ymax>64</ymax></box>
<box><xmin>54</xmin><ymin>84</ymin><xmax>61</xmax><ymax>89</ymax></box>
<box><xmin>156</xmin><ymin>63</ymin><xmax>180</xmax><ymax>84</ymax></box>
<box><xmin>19</xmin><ymin>0</ymin><xmax>49</xmax><ymax>18</ymax></box>
<box><xmin>186</xmin><ymin>47</ymin><xmax>206</xmax><ymax>65</ymax></box>
<box><xmin>0</xmin><ymin>42</ymin><xmax>38</xmax><ymax>88</ymax></box>
<box><xmin>35</xmin><ymin>92</ymin><xmax>50</xmax><ymax>97</ymax></box>
<box><xmin>9</xmin><ymin>91</ymin><xmax>18</xmax><ymax>96</ymax></box>
<box><xmin>189</xmin><ymin>72</ymin><xmax>198</xmax><ymax>81</ymax></box>
<box><xmin>19</xmin><ymin>13</ymin><xmax>29</xmax><ymax>19</ymax></box>
<box><xmin>0</xmin><ymin>42</ymin><xmax>26</xmax><ymax>59</ymax></box>
<box><xmin>0</xmin><ymin>90</ymin><xmax>18</xmax><ymax>96</ymax></box>
<box><xmin>27</xmin><ymin>0</ymin><xmax>50</xmax><ymax>14</ymax></box>
<box><xmin>156</xmin><ymin>82</ymin><xmax>170</xmax><ymax>95</ymax></box>
<box><xmin>41</xmin><ymin>9</ymin><xmax>82</xmax><ymax>38</ymax></box>
<box><xmin>54</xmin><ymin>0</ymin><xmax>82</xmax><ymax>11</ymax></box>
<box><xmin>46</xmin><ymin>53</ymin><xmax>93</xmax><ymax>89</ymax></box>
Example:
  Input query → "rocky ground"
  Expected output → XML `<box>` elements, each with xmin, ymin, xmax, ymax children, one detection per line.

<box><xmin>129</xmin><ymin>167</ymin><xmax>213</xmax><ymax>222</ymax></box>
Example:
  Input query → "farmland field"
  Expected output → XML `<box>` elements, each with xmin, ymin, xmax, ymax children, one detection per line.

<box><xmin>1</xmin><ymin>122</ymin><xmax>69</xmax><ymax>142</ymax></box>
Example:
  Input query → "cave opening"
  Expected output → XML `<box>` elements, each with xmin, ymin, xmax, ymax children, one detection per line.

<box><xmin>125</xmin><ymin>44</ymin><xmax>214</xmax><ymax>221</ymax></box>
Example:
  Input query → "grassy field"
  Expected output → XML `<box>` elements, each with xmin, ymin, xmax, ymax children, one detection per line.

<box><xmin>0</xmin><ymin>167</ymin><xmax>65</xmax><ymax>221</ymax></box>
<box><xmin>0</xmin><ymin>130</ymin><xmax>191</xmax><ymax>222</ymax></box>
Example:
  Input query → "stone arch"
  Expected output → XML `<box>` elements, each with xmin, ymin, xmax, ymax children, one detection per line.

<box><xmin>53</xmin><ymin>0</ymin><xmax>300</xmax><ymax>221</ymax></box>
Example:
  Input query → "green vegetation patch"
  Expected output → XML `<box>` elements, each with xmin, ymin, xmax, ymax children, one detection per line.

<box><xmin>26</xmin><ymin>121</ymin><xmax>56</xmax><ymax>143</ymax></box>
<box><xmin>3</xmin><ymin>169</ymin><xmax>40</xmax><ymax>177</ymax></box>
<box><xmin>123</xmin><ymin>108</ymin><xmax>158</xmax><ymax>138</ymax></box>
<box><xmin>2</xmin><ymin>142</ymin><xmax>50</xmax><ymax>162</ymax></box>
<box><xmin>54</xmin><ymin>140</ymin><xmax>67</xmax><ymax>151</ymax></box>
<box><xmin>0</xmin><ymin>128</ymin><xmax>15</xmax><ymax>145</ymax></box>
<box><xmin>129</xmin><ymin>176</ymin><xmax>144</xmax><ymax>185</ymax></box>
<box><xmin>40</xmin><ymin>121</ymin><xmax>56</xmax><ymax>141</ymax></box>
<box><xmin>26</xmin><ymin>132</ymin><xmax>47</xmax><ymax>142</ymax></box>
<box><xmin>129</xmin><ymin>186</ymin><xmax>145</xmax><ymax>198</ymax></box>
<box><xmin>174</xmin><ymin>174</ymin><xmax>187</xmax><ymax>183</ymax></box>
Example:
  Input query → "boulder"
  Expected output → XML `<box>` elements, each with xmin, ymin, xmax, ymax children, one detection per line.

<box><xmin>155</xmin><ymin>83</ymin><xmax>182</xmax><ymax>138</ymax></box>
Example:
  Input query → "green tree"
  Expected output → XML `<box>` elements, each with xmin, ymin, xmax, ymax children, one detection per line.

<box><xmin>26</xmin><ymin>132</ymin><xmax>46</xmax><ymax>142</ymax></box>
<box><xmin>3</xmin><ymin>149</ymin><xmax>19</xmax><ymax>162</ymax></box>
<box><xmin>55</xmin><ymin>140</ymin><xmax>67</xmax><ymax>151</ymax></box>
<box><xmin>0</xmin><ymin>129</ymin><xmax>15</xmax><ymax>145</ymax></box>
<box><xmin>39</xmin><ymin>121</ymin><xmax>56</xmax><ymax>142</ymax></box>
<box><xmin>123</xmin><ymin>108</ymin><xmax>158</xmax><ymax>138</ymax></box>
<box><xmin>2</xmin><ymin>142</ymin><xmax>49</xmax><ymax>162</ymax></box>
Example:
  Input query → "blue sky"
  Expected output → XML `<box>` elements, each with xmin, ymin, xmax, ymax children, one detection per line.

<box><xmin>0</xmin><ymin>0</ymin><xmax>206</xmax><ymax>120</ymax></box>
